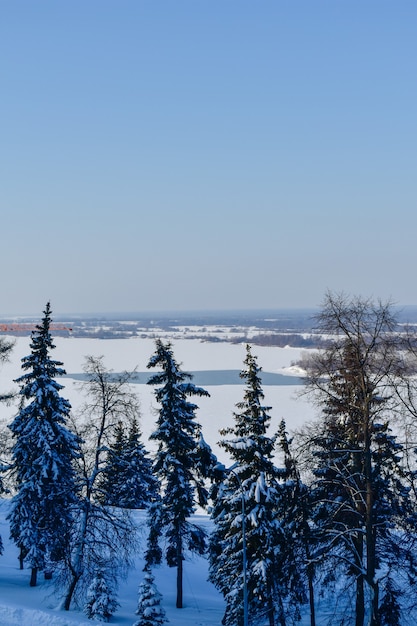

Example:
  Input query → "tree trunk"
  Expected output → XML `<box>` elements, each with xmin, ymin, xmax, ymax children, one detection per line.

<box><xmin>372</xmin><ymin>577</ymin><xmax>379</xmax><ymax>626</ymax></box>
<box><xmin>354</xmin><ymin>533</ymin><xmax>365</xmax><ymax>626</ymax></box>
<box><xmin>64</xmin><ymin>573</ymin><xmax>80</xmax><ymax>611</ymax></box>
<box><xmin>267</xmin><ymin>594</ymin><xmax>274</xmax><ymax>626</ymax></box>
<box><xmin>176</xmin><ymin>534</ymin><xmax>183</xmax><ymax>609</ymax></box>
<box><xmin>30</xmin><ymin>567</ymin><xmax>38</xmax><ymax>587</ymax></box>
<box><xmin>364</xmin><ymin>431</ymin><xmax>379</xmax><ymax>626</ymax></box>
<box><xmin>307</xmin><ymin>562</ymin><xmax>316</xmax><ymax>626</ymax></box>
<box><xmin>302</xmin><ymin>529</ymin><xmax>316</xmax><ymax>626</ymax></box>
<box><xmin>19</xmin><ymin>546</ymin><xmax>25</xmax><ymax>570</ymax></box>
<box><xmin>266</xmin><ymin>580</ymin><xmax>281</xmax><ymax>626</ymax></box>
<box><xmin>277</xmin><ymin>592</ymin><xmax>286</xmax><ymax>626</ymax></box>
<box><xmin>64</xmin><ymin>502</ymin><xmax>89</xmax><ymax>610</ymax></box>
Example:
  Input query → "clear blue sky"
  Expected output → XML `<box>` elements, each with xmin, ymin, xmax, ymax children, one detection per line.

<box><xmin>1</xmin><ymin>1</ymin><xmax>416</xmax><ymax>315</ymax></box>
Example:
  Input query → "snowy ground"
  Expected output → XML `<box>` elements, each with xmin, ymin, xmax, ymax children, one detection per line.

<box><xmin>0</xmin><ymin>336</ymin><xmax>316</xmax><ymax>464</ymax></box>
<box><xmin>0</xmin><ymin>335</ymin><xmax>319</xmax><ymax>625</ymax></box>
<box><xmin>0</xmin><ymin>500</ymin><xmax>226</xmax><ymax>626</ymax></box>
<box><xmin>0</xmin><ymin>500</ymin><xmax>337</xmax><ymax>626</ymax></box>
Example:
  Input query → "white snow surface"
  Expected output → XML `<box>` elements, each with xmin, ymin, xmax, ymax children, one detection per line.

<box><xmin>0</xmin><ymin>336</ymin><xmax>315</xmax><ymax>464</ymax></box>
<box><xmin>0</xmin><ymin>335</ymin><xmax>318</xmax><ymax>625</ymax></box>
<box><xmin>0</xmin><ymin>501</ymin><xmax>332</xmax><ymax>626</ymax></box>
<box><xmin>0</xmin><ymin>500</ymin><xmax>226</xmax><ymax>626</ymax></box>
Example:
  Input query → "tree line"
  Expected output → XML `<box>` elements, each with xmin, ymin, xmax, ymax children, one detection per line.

<box><xmin>2</xmin><ymin>294</ymin><xmax>417</xmax><ymax>626</ymax></box>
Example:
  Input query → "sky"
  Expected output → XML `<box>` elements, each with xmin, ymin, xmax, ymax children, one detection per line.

<box><xmin>1</xmin><ymin>1</ymin><xmax>416</xmax><ymax>316</ymax></box>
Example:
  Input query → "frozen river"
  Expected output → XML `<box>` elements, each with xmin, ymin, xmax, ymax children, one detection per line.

<box><xmin>0</xmin><ymin>335</ymin><xmax>316</xmax><ymax>463</ymax></box>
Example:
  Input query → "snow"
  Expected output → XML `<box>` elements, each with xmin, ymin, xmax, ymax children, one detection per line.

<box><xmin>0</xmin><ymin>500</ymin><xmax>226</xmax><ymax>626</ymax></box>
<box><xmin>0</xmin><ymin>336</ymin><xmax>315</xmax><ymax>466</ymax></box>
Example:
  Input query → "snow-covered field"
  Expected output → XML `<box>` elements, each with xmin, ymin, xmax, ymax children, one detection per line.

<box><xmin>0</xmin><ymin>500</ymin><xmax>227</xmax><ymax>626</ymax></box>
<box><xmin>0</xmin><ymin>336</ymin><xmax>315</xmax><ymax>464</ymax></box>
<box><xmin>0</xmin><ymin>501</ymin><xmax>334</xmax><ymax>626</ymax></box>
<box><xmin>0</xmin><ymin>335</ymin><xmax>318</xmax><ymax>626</ymax></box>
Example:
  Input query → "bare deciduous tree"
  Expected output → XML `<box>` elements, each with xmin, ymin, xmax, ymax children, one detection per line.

<box><xmin>61</xmin><ymin>356</ymin><xmax>140</xmax><ymax>611</ymax></box>
<box><xmin>302</xmin><ymin>292</ymin><xmax>415</xmax><ymax>626</ymax></box>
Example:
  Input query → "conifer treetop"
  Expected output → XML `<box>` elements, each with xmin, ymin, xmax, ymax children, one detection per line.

<box><xmin>147</xmin><ymin>339</ymin><xmax>209</xmax><ymax>400</ymax></box>
<box><xmin>16</xmin><ymin>301</ymin><xmax>66</xmax><ymax>388</ymax></box>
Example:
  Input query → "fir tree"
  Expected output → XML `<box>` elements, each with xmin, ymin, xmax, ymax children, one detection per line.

<box><xmin>8</xmin><ymin>303</ymin><xmax>80</xmax><ymax>586</ymax></box>
<box><xmin>147</xmin><ymin>339</ymin><xmax>215</xmax><ymax>609</ymax></box>
<box><xmin>144</xmin><ymin>501</ymin><xmax>163</xmax><ymax>569</ymax></box>
<box><xmin>98</xmin><ymin>419</ymin><xmax>126</xmax><ymax>503</ymax></box>
<box><xmin>134</xmin><ymin>568</ymin><xmax>167</xmax><ymax>626</ymax></box>
<box><xmin>209</xmin><ymin>345</ymin><xmax>304</xmax><ymax>626</ymax></box>
<box><xmin>276</xmin><ymin>420</ymin><xmax>315</xmax><ymax>626</ymax></box>
<box><xmin>379</xmin><ymin>577</ymin><xmax>401</xmax><ymax>626</ymax></box>
<box><xmin>100</xmin><ymin>418</ymin><xmax>156</xmax><ymax>509</ymax></box>
<box><xmin>84</xmin><ymin>569</ymin><xmax>119</xmax><ymax>622</ymax></box>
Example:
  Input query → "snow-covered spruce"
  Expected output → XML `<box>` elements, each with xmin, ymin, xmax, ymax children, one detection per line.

<box><xmin>146</xmin><ymin>339</ymin><xmax>217</xmax><ymax>609</ymax></box>
<box><xmin>8</xmin><ymin>302</ymin><xmax>80</xmax><ymax>587</ymax></box>
<box><xmin>134</xmin><ymin>568</ymin><xmax>167</xmax><ymax>626</ymax></box>
<box><xmin>84</xmin><ymin>569</ymin><xmax>119</xmax><ymax>622</ymax></box>
<box><xmin>209</xmin><ymin>345</ymin><xmax>306</xmax><ymax>626</ymax></box>
<box><xmin>99</xmin><ymin>417</ymin><xmax>157</xmax><ymax>509</ymax></box>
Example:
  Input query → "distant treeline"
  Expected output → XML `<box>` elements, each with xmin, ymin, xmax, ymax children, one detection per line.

<box><xmin>231</xmin><ymin>333</ymin><xmax>326</xmax><ymax>348</ymax></box>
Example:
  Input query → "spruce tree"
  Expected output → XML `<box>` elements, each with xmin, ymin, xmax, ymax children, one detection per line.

<box><xmin>84</xmin><ymin>569</ymin><xmax>119</xmax><ymax>622</ymax></box>
<box><xmin>8</xmin><ymin>302</ymin><xmax>80</xmax><ymax>586</ymax></box>
<box><xmin>276</xmin><ymin>420</ymin><xmax>315</xmax><ymax>626</ymax></box>
<box><xmin>147</xmin><ymin>339</ymin><xmax>214</xmax><ymax>609</ymax></box>
<box><xmin>134</xmin><ymin>568</ymin><xmax>167</xmax><ymax>626</ymax></box>
<box><xmin>209</xmin><ymin>345</ymin><xmax>304</xmax><ymax>626</ymax></box>
<box><xmin>100</xmin><ymin>418</ymin><xmax>156</xmax><ymax>509</ymax></box>
<box><xmin>98</xmin><ymin>420</ymin><xmax>126</xmax><ymax>504</ymax></box>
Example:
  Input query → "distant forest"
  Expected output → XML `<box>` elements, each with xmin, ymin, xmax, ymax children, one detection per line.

<box><xmin>1</xmin><ymin>307</ymin><xmax>417</xmax><ymax>347</ymax></box>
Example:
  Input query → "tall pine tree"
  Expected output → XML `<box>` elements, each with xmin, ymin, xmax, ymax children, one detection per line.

<box><xmin>8</xmin><ymin>303</ymin><xmax>80</xmax><ymax>586</ymax></box>
<box><xmin>209</xmin><ymin>345</ymin><xmax>305</xmax><ymax>626</ymax></box>
<box><xmin>276</xmin><ymin>420</ymin><xmax>315</xmax><ymax>626</ymax></box>
<box><xmin>147</xmin><ymin>339</ymin><xmax>215</xmax><ymax>609</ymax></box>
<box><xmin>99</xmin><ymin>417</ymin><xmax>156</xmax><ymax>508</ymax></box>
